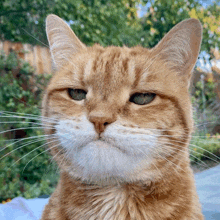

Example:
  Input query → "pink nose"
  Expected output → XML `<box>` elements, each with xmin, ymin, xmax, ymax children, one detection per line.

<box><xmin>88</xmin><ymin>113</ymin><xmax>116</xmax><ymax>134</ymax></box>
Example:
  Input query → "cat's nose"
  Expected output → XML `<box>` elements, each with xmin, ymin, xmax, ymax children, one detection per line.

<box><xmin>89</xmin><ymin>112</ymin><xmax>116</xmax><ymax>134</ymax></box>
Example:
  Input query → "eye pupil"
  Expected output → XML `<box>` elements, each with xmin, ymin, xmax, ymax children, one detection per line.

<box><xmin>68</xmin><ymin>89</ymin><xmax>87</xmax><ymax>101</ymax></box>
<box><xmin>129</xmin><ymin>93</ymin><xmax>156</xmax><ymax>105</ymax></box>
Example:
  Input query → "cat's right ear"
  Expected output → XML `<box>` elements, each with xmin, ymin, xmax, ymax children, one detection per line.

<box><xmin>46</xmin><ymin>14</ymin><xmax>86</xmax><ymax>70</ymax></box>
<box><xmin>150</xmin><ymin>18</ymin><xmax>202</xmax><ymax>86</ymax></box>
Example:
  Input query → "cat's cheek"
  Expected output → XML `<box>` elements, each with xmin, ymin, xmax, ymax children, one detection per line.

<box><xmin>54</xmin><ymin>117</ymin><xmax>97</xmax><ymax>151</ymax></box>
<box><xmin>103</xmin><ymin>122</ymin><xmax>160</xmax><ymax>158</ymax></box>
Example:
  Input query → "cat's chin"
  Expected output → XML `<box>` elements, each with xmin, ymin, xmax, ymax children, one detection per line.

<box><xmin>66</xmin><ymin>139</ymin><xmax>152</xmax><ymax>185</ymax></box>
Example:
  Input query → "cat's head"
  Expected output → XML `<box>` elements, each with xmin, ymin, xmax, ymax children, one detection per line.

<box><xmin>42</xmin><ymin>15</ymin><xmax>202</xmax><ymax>185</ymax></box>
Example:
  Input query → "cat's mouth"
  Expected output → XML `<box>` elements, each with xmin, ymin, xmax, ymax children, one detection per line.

<box><xmin>92</xmin><ymin>137</ymin><xmax>126</xmax><ymax>154</ymax></box>
<box><xmin>97</xmin><ymin>136</ymin><xmax>105</xmax><ymax>142</ymax></box>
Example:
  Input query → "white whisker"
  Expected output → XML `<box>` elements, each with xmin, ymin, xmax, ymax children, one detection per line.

<box><xmin>21</xmin><ymin>139</ymin><xmax>63</xmax><ymax>173</ymax></box>
<box><xmin>0</xmin><ymin>126</ymin><xmax>53</xmax><ymax>136</ymax></box>
<box><xmin>0</xmin><ymin>134</ymin><xmax>55</xmax><ymax>153</ymax></box>
<box><xmin>11</xmin><ymin>137</ymin><xmax>59</xmax><ymax>169</ymax></box>
<box><xmin>0</xmin><ymin>114</ymin><xmax>57</xmax><ymax>124</ymax></box>
<box><xmin>155</xmin><ymin>139</ymin><xmax>209</xmax><ymax>167</ymax></box>
<box><xmin>0</xmin><ymin>135</ymin><xmax>56</xmax><ymax>161</ymax></box>
<box><xmin>0</xmin><ymin>121</ymin><xmax>54</xmax><ymax>128</ymax></box>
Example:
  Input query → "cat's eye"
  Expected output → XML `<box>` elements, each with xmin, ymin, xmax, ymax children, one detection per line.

<box><xmin>129</xmin><ymin>93</ymin><xmax>156</xmax><ymax>105</ymax></box>
<box><xmin>68</xmin><ymin>88</ymin><xmax>87</xmax><ymax>101</ymax></box>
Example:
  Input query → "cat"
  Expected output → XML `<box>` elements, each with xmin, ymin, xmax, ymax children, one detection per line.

<box><xmin>41</xmin><ymin>14</ymin><xmax>204</xmax><ymax>220</ymax></box>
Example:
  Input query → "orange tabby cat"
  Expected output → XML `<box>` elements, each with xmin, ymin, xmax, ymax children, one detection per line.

<box><xmin>41</xmin><ymin>14</ymin><xmax>204</xmax><ymax>220</ymax></box>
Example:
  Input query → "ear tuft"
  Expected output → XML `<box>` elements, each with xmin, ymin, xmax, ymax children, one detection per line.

<box><xmin>46</xmin><ymin>14</ymin><xmax>86</xmax><ymax>70</ymax></box>
<box><xmin>152</xmin><ymin>18</ymin><xmax>202</xmax><ymax>79</ymax></box>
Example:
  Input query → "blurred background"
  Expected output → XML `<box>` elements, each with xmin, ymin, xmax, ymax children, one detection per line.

<box><xmin>0</xmin><ymin>0</ymin><xmax>220</xmax><ymax>203</ymax></box>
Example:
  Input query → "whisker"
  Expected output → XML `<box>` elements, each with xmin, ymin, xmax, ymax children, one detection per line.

<box><xmin>0</xmin><ymin>114</ymin><xmax>57</xmax><ymax>124</ymax></box>
<box><xmin>0</xmin><ymin>126</ymin><xmax>54</xmax><ymax>136</ymax></box>
<box><xmin>155</xmin><ymin>139</ymin><xmax>209</xmax><ymax>168</ymax></box>
<box><xmin>53</xmin><ymin>140</ymin><xmax>74</xmax><ymax>174</ymax></box>
<box><xmin>154</xmin><ymin>137</ymin><xmax>220</xmax><ymax>163</ymax></box>
<box><xmin>155</xmin><ymin>150</ymin><xmax>186</xmax><ymax>174</ymax></box>
<box><xmin>122</xmin><ymin>127</ymin><xmax>220</xmax><ymax>143</ymax></box>
<box><xmin>138</xmin><ymin>141</ymin><xmax>192</xmax><ymax>173</ymax></box>
<box><xmin>21</xmin><ymin>139</ymin><xmax>65</xmax><ymax>173</ymax></box>
<box><xmin>174</xmin><ymin>139</ymin><xmax>220</xmax><ymax>162</ymax></box>
<box><xmin>134</xmin><ymin>145</ymin><xmax>164</xmax><ymax>179</ymax></box>
<box><xmin>0</xmin><ymin>107</ymin><xmax>73</xmax><ymax>121</ymax></box>
<box><xmin>0</xmin><ymin>134</ymin><xmax>55</xmax><ymax>160</ymax></box>
<box><xmin>0</xmin><ymin>137</ymin><xmax>46</xmax><ymax>161</ymax></box>
<box><xmin>136</xmin><ymin>141</ymin><xmax>186</xmax><ymax>175</ymax></box>
<box><xmin>22</xmin><ymin>28</ymin><xmax>49</xmax><ymax>48</ymax></box>
<box><xmin>11</xmin><ymin>137</ymin><xmax>59</xmax><ymax>169</ymax></box>
<box><xmin>0</xmin><ymin>134</ymin><xmax>55</xmax><ymax>153</ymax></box>
<box><xmin>0</xmin><ymin>121</ymin><xmax>54</xmax><ymax>128</ymax></box>
<box><xmin>154</xmin><ymin>132</ymin><xmax>220</xmax><ymax>142</ymax></box>
<box><xmin>1</xmin><ymin>109</ymin><xmax>75</xmax><ymax>123</ymax></box>
<box><xmin>143</xmin><ymin>52</ymin><xmax>161</xmax><ymax>73</ymax></box>
<box><xmin>196</xmin><ymin>120</ymin><xmax>220</xmax><ymax>127</ymax></box>
<box><xmin>1</xmin><ymin>110</ymin><xmax>46</xmax><ymax>118</ymax></box>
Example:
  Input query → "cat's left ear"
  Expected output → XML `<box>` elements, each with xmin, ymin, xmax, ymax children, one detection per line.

<box><xmin>151</xmin><ymin>18</ymin><xmax>202</xmax><ymax>83</ymax></box>
<box><xmin>46</xmin><ymin>14</ymin><xmax>86</xmax><ymax>70</ymax></box>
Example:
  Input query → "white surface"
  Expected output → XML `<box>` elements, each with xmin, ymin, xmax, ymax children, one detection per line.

<box><xmin>195</xmin><ymin>164</ymin><xmax>220</xmax><ymax>219</ymax></box>
<box><xmin>0</xmin><ymin>165</ymin><xmax>220</xmax><ymax>220</ymax></box>
<box><xmin>0</xmin><ymin>197</ymin><xmax>49</xmax><ymax>220</ymax></box>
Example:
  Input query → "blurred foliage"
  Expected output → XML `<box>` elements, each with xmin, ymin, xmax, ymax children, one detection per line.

<box><xmin>1</xmin><ymin>0</ymin><xmax>220</xmax><ymax>54</ymax></box>
<box><xmin>0</xmin><ymin>0</ymin><xmax>144</xmax><ymax>47</ymax></box>
<box><xmin>190</xmin><ymin>134</ymin><xmax>220</xmax><ymax>162</ymax></box>
<box><xmin>192</xmin><ymin>76</ymin><xmax>217</xmax><ymax>111</ymax></box>
<box><xmin>140</xmin><ymin>0</ymin><xmax>220</xmax><ymax>54</ymax></box>
<box><xmin>191</xmin><ymin>73</ymin><xmax>219</xmax><ymax>138</ymax></box>
<box><xmin>140</xmin><ymin>0</ymin><xmax>200</xmax><ymax>48</ymax></box>
<box><xmin>0</xmin><ymin>51</ymin><xmax>51</xmax><ymax>114</ymax></box>
<box><xmin>0</xmin><ymin>51</ymin><xmax>57</xmax><ymax>202</ymax></box>
<box><xmin>189</xmin><ymin>1</ymin><xmax>220</xmax><ymax>56</ymax></box>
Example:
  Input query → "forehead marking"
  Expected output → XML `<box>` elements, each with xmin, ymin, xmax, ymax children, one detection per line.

<box><xmin>84</xmin><ymin>59</ymin><xmax>93</xmax><ymax>81</ymax></box>
<box><xmin>83</xmin><ymin>49</ymin><xmax>140</xmax><ymax>98</ymax></box>
<box><xmin>128</xmin><ymin>60</ymin><xmax>136</xmax><ymax>85</ymax></box>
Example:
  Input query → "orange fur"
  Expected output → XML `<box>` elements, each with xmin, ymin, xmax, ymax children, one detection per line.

<box><xmin>41</xmin><ymin>14</ymin><xmax>204</xmax><ymax>219</ymax></box>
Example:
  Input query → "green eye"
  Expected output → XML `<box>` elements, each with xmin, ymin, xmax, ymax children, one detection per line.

<box><xmin>68</xmin><ymin>89</ymin><xmax>87</xmax><ymax>101</ymax></box>
<box><xmin>129</xmin><ymin>93</ymin><xmax>156</xmax><ymax>105</ymax></box>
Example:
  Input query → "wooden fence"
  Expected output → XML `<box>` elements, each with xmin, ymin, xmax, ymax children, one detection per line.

<box><xmin>0</xmin><ymin>40</ymin><xmax>52</xmax><ymax>75</ymax></box>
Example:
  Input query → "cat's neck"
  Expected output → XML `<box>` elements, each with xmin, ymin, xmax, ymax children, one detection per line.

<box><xmin>60</xmin><ymin>162</ymin><xmax>192</xmax><ymax>196</ymax></box>
<box><xmin>50</xmin><ymin>165</ymin><xmax>201</xmax><ymax>220</ymax></box>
